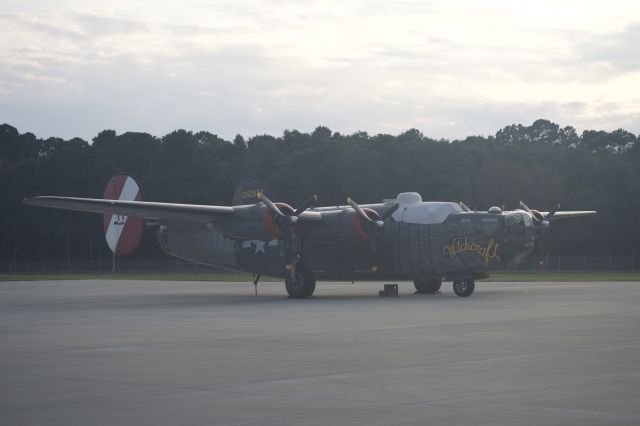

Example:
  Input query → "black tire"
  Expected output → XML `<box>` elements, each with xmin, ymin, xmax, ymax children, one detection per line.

<box><xmin>303</xmin><ymin>279</ymin><xmax>316</xmax><ymax>297</ymax></box>
<box><xmin>414</xmin><ymin>279</ymin><xmax>442</xmax><ymax>294</ymax></box>
<box><xmin>452</xmin><ymin>279</ymin><xmax>475</xmax><ymax>297</ymax></box>
<box><xmin>285</xmin><ymin>263</ymin><xmax>316</xmax><ymax>298</ymax></box>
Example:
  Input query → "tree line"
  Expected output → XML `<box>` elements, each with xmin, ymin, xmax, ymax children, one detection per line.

<box><xmin>1</xmin><ymin>119</ymin><xmax>639</xmax><ymax>262</ymax></box>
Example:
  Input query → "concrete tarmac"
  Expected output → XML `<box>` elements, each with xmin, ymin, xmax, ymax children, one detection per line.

<box><xmin>1</xmin><ymin>279</ymin><xmax>639</xmax><ymax>425</ymax></box>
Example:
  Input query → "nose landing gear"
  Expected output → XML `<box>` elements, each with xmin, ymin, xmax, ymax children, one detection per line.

<box><xmin>452</xmin><ymin>279</ymin><xmax>475</xmax><ymax>297</ymax></box>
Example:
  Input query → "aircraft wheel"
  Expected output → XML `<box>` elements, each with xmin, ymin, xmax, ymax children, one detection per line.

<box><xmin>414</xmin><ymin>279</ymin><xmax>442</xmax><ymax>294</ymax></box>
<box><xmin>285</xmin><ymin>263</ymin><xmax>316</xmax><ymax>298</ymax></box>
<box><xmin>453</xmin><ymin>279</ymin><xmax>475</xmax><ymax>297</ymax></box>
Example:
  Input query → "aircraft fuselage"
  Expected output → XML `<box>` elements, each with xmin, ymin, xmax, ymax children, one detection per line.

<box><xmin>158</xmin><ymin>205</ymin><xmax>535</xmax><ymax>282</ymax></box>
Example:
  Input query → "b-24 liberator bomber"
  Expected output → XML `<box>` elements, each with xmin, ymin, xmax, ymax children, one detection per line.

<box><xmin>24</xmin><ymin>177</ymin><xmax>596</xmax><ymax>298</ymax></box>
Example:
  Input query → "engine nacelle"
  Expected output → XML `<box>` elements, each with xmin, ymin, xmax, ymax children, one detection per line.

<box><xmin>206</xmin><ymin>203</ymin><xmax>282</xmax><ymax>241</ymax></box>
<box><xmin>530</xmin><ymin>209</ymin><xmax>545</xmax><ymax>221</ymax></box>
<box><xmin>207</xmin><ymin>203</ymin><xmax>383</xmax><ymax>243</ymax></box>
<box><xmin>349</xmin><ymin>208</ymin><xmax>380</xmax><ymax>241</ymax></box>
<box><xmin>304</xmin><ymin>208</ymin><xmax>380</xmax><ymax>242</ymax></box>
<box><xmin>262</xmin><ymin>202</ymin><xmax>295</xmax><ymax>239</ymax></box>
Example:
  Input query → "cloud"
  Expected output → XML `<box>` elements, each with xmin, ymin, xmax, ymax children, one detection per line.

<box><xmin>1</xmin><ymin>2</ymin><xmax>639</xmax><ymax>142</ymax></box>
<box><xmin>76</xmin><ymin>14</ymin><xmax>147</xmax><ymax>37</ymax></box>
<box><xmin>0</xmin><ymin>13</ymin><xmax>82</xmax><ymax>39</ymax></box>
<box><xmin>575</xmin><ymin>23</ymin><xmax>640</xmax><ymax>73</ymax></box>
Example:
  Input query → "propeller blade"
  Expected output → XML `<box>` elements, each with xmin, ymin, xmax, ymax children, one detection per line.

<box><xmin>545</xmin><ymin>202</ymin><xmax>560</xmax><ymax>220</ymax></box>
<box><xmin>346</xmin><ymin>197</ymin><xmax>386</xmax><ymax>272</ymax></box>
<box><xmin>347</xmin><ymin>197</ymin><xmax>374</xmax><ymax>223</ymax></box>
<box><xmin>258</xmin><ymin>192</ymin><xmax>284</xmax><ymax>218</ymax></box>
<box><xmin>294</xmin><ymin>194</ymin><xmax>318</xmax><ymax>216</ymax></box>
<box><xmin>518</xmin><ymin>201</ymin><xmax>534</xmax><ymax>216</ymax></box>
<box><xmin>380</xmin><ymin>202</ymin><xmax>400</xmax><ymax>220</ymax></box>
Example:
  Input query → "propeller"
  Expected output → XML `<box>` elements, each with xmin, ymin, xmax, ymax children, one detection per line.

<box><xmin>294</xmin><ymin>194</ymin><xmax>318</xmax><ymax>216</ymax></box>
<box><xmin>347</xmin><ymin>197</ymin><xmax>400</xmax><ymax>271</ymax></box>
<box><xmin>259</xmin><ymin>192</ymin><xmax>317</xmax><ymax>230</ymax></box>
<box><xmin>258</xmin><ymin>192</ymin><xmax>317</xmax><ymax>272</ymax></box>
<box><xmin>519</xmin><ymin>201</ymin><xmax>560</xmax><ymax>267</ymax></box>
<box><xmin>347</xmin><ymin>198</ymin><xmax>399</xmax><ymax>232</ymax></box>
<box><xmin>545</xmin><ymin>202</ymin><xmax>560</xmax><ymax>220</ymax></box>
<box><xmin>259</xmin><ymin>192</ymin><xmax>286</xmax><ymax>222</ymax></box>
<box><xmin>459</xmin><ymin>201</ymin><xmax>471</xmax><ymax>212</ymax></box>
<box><xmin>381</xmin><ymin>202</ymin><xmax>401</xmax><ymax>220</ymax></box>
<box><xmin>519</xmin><ymin>201</ymin><xmax>560</xmax><ymax>224</ymax></box>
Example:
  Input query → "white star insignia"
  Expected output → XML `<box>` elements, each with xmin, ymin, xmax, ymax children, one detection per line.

<box><xmin>253</xmin><ymin>240</ymin><xmax>266</xmax><ymax>255</ymax></box>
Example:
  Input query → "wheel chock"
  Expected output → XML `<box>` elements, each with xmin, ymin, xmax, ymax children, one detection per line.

<box><xmin>379</xmin><ymin>284</ymin><xmax>398</xmax><ymax>297</ymax></box>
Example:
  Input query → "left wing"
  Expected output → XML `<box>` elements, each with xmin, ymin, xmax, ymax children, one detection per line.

<box><xmin>24</xmin><ymin>196</ymin><xmax>234</xmax><ymax>224</ymax></box>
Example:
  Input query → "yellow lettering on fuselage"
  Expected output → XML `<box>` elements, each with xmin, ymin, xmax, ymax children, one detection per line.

<box><xmin>443</xmin><ymin>238</ymin><xmax>501</xmax><ymax>266</ymax></box>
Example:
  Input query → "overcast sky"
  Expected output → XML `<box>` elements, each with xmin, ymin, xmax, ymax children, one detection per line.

<box><xmin>1</xmin><ymin>0</ymin><xmax>639</xmax><ymax>141</ymax></box>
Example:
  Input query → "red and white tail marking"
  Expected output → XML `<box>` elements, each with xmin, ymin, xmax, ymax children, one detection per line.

<box><xmin>103</xmin><ymin>175</ymin><xmax>143</xmax><ymax>256</ymax></box>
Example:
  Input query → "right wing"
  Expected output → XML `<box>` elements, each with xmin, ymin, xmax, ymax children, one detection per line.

<box><xmin>539</xmin><ymin>210</ymin><xmax>598</xmax><ymax>220</ymax></box>
<box><xmin>24</xmin><ymin>196</ymin><xmax>234</xmax><ymax>224</ymax></box>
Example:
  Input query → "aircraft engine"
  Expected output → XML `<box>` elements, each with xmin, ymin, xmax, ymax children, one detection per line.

<box><xmin>350</xmin><ymin>208</ymin><xmax>381</xmax><ymax>241</ymax></box>
<box><xmin>306</xmin><ymin>200</ymin><xmax>398</xmax><ymax>243</ymax></box>
<box><xmin>262</xmin><ymin>202</ymin><xmax>296</xmax><ymax>239</ymax></box>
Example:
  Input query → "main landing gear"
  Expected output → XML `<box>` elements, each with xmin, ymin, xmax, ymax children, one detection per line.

<box><xmin>285</xmin><ymin>260</ymin><xmax>316</xmax><ymax>298</ymax></box>
<box><xmin>413</xmin><ymin>279</ymin><xmax>442</xmax><ymax>294</ymax></box>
